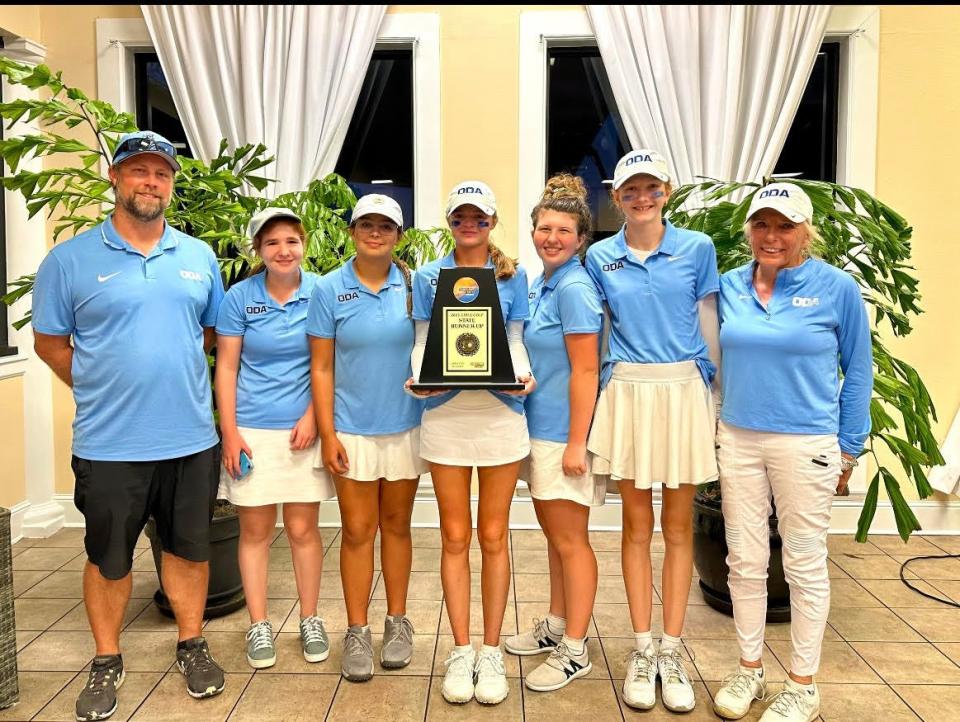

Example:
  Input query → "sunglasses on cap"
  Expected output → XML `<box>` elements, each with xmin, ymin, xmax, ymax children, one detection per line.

<box><xmin>113</xmin><ymin>136</ymin><xmax>177</xmax><ymax>161</ymax></box>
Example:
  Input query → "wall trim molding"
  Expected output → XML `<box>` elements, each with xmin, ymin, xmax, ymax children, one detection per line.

<box><xmin>8</xmin><ymin>500</ymin><xmax>31</xmax><ymax>543</ymax></box>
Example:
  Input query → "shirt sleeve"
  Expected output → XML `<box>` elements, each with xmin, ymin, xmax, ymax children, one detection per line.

<box><xmin>695</xmin><ymin>238</ymin><xmax>721</xmax><ymax>300</ymax></box>
<box><xmin>215</xmin><ymin>287</ymin><xmax>246</xmax><ymax>336</ymax></box>
<box><xmin>584</xmin><ymin>248</ymin><xmax>606</xmax><ymax>301</ymax></box>
<box><xmin>506</xmin><ymin>266</ymin><xmax>530</xmax><ymax>321</ymax></box>
<box><xmin>835</xmin><ymin>274</ymin><xmax>873</xmax><ymax>456</ymax></box>
<box><xmin>306</xmin><ymin>280</ymin><xmax>336</xmax><ymax>338</ymax></box>
<box><xmin>412</xmin><ymin>269</ymin><xmax>435</xmax><ymax>321</ymax></box>
<box><xmin>200</xmin><ymin>251</ymin><xmax>225</xmax><ymax>328</ymax></box>
<box><xmin>557</xmin><ymin>281</ymin><xmax>603</xmax><ymax>335</ymax></box>
<box><xmin>31</xmin><ymin>252</ymin><xmax>75</xmax><ymax>335</ymax></box>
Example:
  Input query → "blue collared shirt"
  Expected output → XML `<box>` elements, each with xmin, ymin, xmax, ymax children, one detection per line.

<box><xmin>584</xmin><ymin>221</ymin><xmax>720</xmax><ymax>388</ymax></box>
<box><xmin>524</xmin><ymin>257</ymin><xmax>603</xmax><ymax>442</ymax></box>
<box><xmin>216</xmin><ymin>271</ymin><xmax>319</xmax><ymax>429</ymax></box>
<box><xmin>718</xmin><ymin>258</ymin><xmax>873</xmax><ymax>455</ymax></box>
<box><xmin>412</xmin><ymin>251</ymin><xmax>530</xmax><ymax>414</ymax></box>
<box><xmin>306</xmin><ymin>259</ymin><xmax>422</xmax><ymax>435</ymax></box>
<box><xmin>31</xmin><ymin>216</ymin><xmax>224</xmax><ymax>461</ymax></box>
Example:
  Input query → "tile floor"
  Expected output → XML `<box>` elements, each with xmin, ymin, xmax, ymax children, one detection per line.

<box><xmin>5</xmin><ymin>527</ymin><xmax>960</xmax><ymax>721</ymax></box>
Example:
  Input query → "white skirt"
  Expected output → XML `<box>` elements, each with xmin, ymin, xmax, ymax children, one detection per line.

<box><xmin>420</xmin><ymin>391</ymin><xmax>530</xmax><ymax>467</ymax></box>
<box><xmin>218</xmin><ymin>426</ymin><xmax>336</xmax><ymax>506</ymax></box>
<box><xmin>315</xmin><ymin>427</ymin><xmax>428</xmax><ymax>482</ymax></box>
<box><xmin>588</xmin><ymin>361</ymin><xmax>718</xmax><ymax>489</ymax></box>
<box><xmin>521</xmin><ymin>439</ymin><xmax>606</xmax><ymax>507</ymax></box>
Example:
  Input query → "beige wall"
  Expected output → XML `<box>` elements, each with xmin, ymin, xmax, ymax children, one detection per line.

<box><xmin>0</xmin><ymin>5</ymin><xmax>40</xmax><ymax>41</ymax></box>
<box><xmin>0</xmin><ymin>377</ymin><xmax>26</xmax><ymax>507</ymax></box>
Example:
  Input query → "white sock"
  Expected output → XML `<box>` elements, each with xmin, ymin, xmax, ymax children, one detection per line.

<box><xmin>545</xmin><ymin>613</ymin><xmax>566</xmax><ymax>637</ymax></box>
<box><xmin>659</xmin><ymin>633</ymin><xmax>681</xmax><ymax>653</ymax></box>
<box><xmin>480</xmin><ymin>644</ymin><xmax>501</xmax><ymax>656</ymax></box>
<box><xmin>454</xmin><ymin>643</ymin><xmax>474</xmax><ymax>655</ymax></box>
<box><xmin>360</xmin><ymin>624</ymin><xmax>370</xmax><ymax>633</ymax></box>
<box><xmin>635</xmin><ymin>631</ymin><xmax>654</xmax><ymax>652</ymax></box>
<box><xmin>560</xmin><ymin>634</ymin><xmax>586</xmax><ymax>657</ymax></box>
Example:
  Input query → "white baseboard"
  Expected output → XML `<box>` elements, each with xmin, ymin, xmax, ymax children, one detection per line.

<box><xmin>8</xmin><ymin>500</ymin><xmax>31</xmax><ymax>543</ymax></box>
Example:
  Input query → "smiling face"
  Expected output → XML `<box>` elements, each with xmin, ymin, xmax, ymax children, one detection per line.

<box><xmin>532</xmin><ymin>209</ymin><xmax>583</xmax><ymax>272</ymax></box>
<box><xmin>448</xmin><ymin>204</ymin><xmax>497</xmax><ymax>251</ymax></box>
<box><xmin>613</xmin><ymin>174</ymin><xmax>670</xmax><ymax>225</ymax></box>
<box><xmin>350</xmin><ymin>213</ymin><xmax>400</xmax><ymax>263</ymax></box>
<box><xmin>255</xmin><ymin>220</ymin><xmax>304</xmax><ymax>277</ymax></box>
<box><xmin>109</xmin><ymin>154</ymin><xmax>174</xmax><ymax>223</ymax></box>
<box><xmin>747</xmin><ymin>208</ymin><xmax>810</xmax><ymax>271</ymax></box>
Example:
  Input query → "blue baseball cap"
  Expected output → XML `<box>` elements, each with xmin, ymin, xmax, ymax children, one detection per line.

<box><xmin>111</xmin><ymin>131</ymin><xmax>181</xmax><ymax>172</ymax></box>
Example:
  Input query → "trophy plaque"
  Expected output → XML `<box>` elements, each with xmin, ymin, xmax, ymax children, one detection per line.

<box><xmin>411</xmin><ymin>267</ymin><xmax>524</xmax><ymax>391</ymax></box>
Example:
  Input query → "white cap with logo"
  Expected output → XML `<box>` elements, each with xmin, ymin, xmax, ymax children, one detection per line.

<box><xmin>247</xmin><ymin>206</ymin><xmax>303</xmax><ymax>245</ymax></box>
<box><xmin>746</xmin><ymin>182</ymin><xmax>813</xmax><ymax>223</ymax></box>
<box><xmin>445</xmin><ymin>180</ymin><xmax>497</xmax><ymax>217</ymax></box>
<box><xmin>352</xmin><ymin>194</ymin><xmax>404</xmax><ymax>228</ymax></box>
<box><xmin>612</xmin><ymin>149</ymin><xmax>671</xmax><ymax>189</ymax></box>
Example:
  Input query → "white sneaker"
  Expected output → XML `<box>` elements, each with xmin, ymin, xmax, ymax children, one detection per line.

<box><xmin>441</xmin><ymin>646</ymin><xmax>476</xmax><ymax>704</ymax></box>
<box><xmin>759</xmin><ymin>680</ymin><xmax>820</xmax><ymax>722</ymax></box>
<box><xmin>505</xmin><ymin>617</ymin><xmax>562</xmax><ymax>656</ymax></box>
<box><xmin>657</xmin><ymin>647</ymin><xmax>696</xmax><ymax>712</ymax></box>
<box><xmin>524</xmin><ymin>641</ymin><xmax>592</xmax><ymax>692</ymax></box>
<box><xmin>714</xmin><ymin>667</ymin><xmax>766</xmax><ymax>719</ymax></box>
<box><xmin>621</xmin><ymin>645</ymin><xmax>658</xmax><ymax>710</ymax></box>
<box><xmin>474</xmin><ymin>647</ymin><xmax>509</xmax><ymax>705</ymax></box>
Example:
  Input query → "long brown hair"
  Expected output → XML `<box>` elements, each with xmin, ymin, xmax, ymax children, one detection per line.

<box><xmin>487</xmin><ymin>239</ymin><xmax>516</xmax><ymax>280</ymax></box>
<box><xmin>531</xmin><ymin>173</ymin><xmax>592</xmax><ymax>246</ymax></box>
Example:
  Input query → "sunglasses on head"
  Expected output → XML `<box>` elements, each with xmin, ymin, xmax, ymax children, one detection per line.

<box><xmin>114</xmin><ymin>136</ymin><xmax>177</xmax><ymax>159</ymax></box>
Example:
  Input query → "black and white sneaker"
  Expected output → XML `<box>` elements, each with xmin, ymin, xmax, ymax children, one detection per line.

<box><xmin>523</xmin><ymin>641</ymin><xmax>592</xmax><ymax>692</ymax></box>
<box><xmin>504</xmin><ymin>617</ymin><xmax>563</xmax><ymax>656</ymax></box>
<box><xmin>76</xmin><ymin>655</ymin><xmax>124</xmax><ymax>721</ymax></box>
<box><xmin>176</xmin><ymin>637</ymin><xmax>225</xmax><ymax>699</ymax></box>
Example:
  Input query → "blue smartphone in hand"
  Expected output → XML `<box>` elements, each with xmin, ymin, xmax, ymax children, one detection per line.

<box><xmin>237</xmin><ymin>450</ymin><xmax>254</xmax><ymax>480</ymax></box>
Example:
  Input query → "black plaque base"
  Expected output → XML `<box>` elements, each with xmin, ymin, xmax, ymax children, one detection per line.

<box><xmin>411</xmin><ymin>382</ymin><xmax>524</xmax><ymax>392</ymax></box>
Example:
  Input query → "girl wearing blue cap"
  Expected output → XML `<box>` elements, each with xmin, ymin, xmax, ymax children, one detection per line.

<box><xmin>504</xmin><ymin>174</ymin><xmax>603</xmax><ymax>693</ymax></box>
<box><xmin>308</xmin><ymin>194</ymin><xmax>426</xmax><ymax>683</ymax></box>
<box><xmin>215</xmin><ymin>207</ymin><xmax>333</xmax><ymax>671</ymax></box>
<box><xmin>408</xmin><ymin>181</ymin><xmax>534</xmax><ymax>706</ymax></box>
<box><xmin>584</xmin><ymin>150</ymin><xmax>720</xmax><ymax>713</ymax></box>
<box><xmin>712</xmin><ymin>183</ymin><xmax>871</xmax><ymax>722</ymax></box>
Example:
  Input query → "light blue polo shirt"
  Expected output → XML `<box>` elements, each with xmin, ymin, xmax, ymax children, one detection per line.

<box><xmin>718</xmin><ymin>258</ymin><xmax>873</xmax><ymax>455</ymax></box>
<box><xmin>31</xmin><ymin>216</ymin><xmax>224</xmax><ymax>461</ymax></box>
<box><xmin>584</xmin><ymin>221</ymin><xmax>720</xmax><ymax>388</ymax></box>
<box><xmin>216</xmin><ymin>271</ymin><xmax>319</xmax><ymax>429</ymax></box>
<box><xmin>412</xmin><ymin>251</ymin><xmax>530</xmax><ymax>414</ymax></box>
<box><xmin>306</xmin><ymin>259</ymin><xmax>422</xmax><ymax>435</ymax></box>
<box><xmin>524</xmin><ymin>258</ymin><xmax>603</xmax><ymax>442</ymax></box>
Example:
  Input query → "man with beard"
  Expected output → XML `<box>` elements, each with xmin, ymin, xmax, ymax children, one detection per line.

<box><xmin>32</xmin><ymin>131</ymin><xmax>226</xmax><ymax>721</ymax></box>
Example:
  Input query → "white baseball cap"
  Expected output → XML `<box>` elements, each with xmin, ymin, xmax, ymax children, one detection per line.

<box><xmin>446</xmin><ymin>180</ymin><xmax>497</xmax><ymax>217</ymax></box>
<box><xmin>612</xmin><ymin>149</ymin><xmax>671</xmax><ymax>189</ymax></box>
<box><xmin>247</xmin><ymin>206</ymin><xmax>303</xmax><ymax>245</ymax></box>
<box><xmin>746</xmin><ymin>182</ymin><xmax>813</xmax><ymax>223</ymax></box>
<box><xmin>351</xmin><ymin>194</ymin><xmax>403</xmax><ymax>228</ymax></box>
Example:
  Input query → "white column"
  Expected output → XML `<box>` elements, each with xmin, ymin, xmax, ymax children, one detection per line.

<box><xmin>2</xmin><ymin>39</ymin><xmax>65</xmax><ymax>537</ymax></box>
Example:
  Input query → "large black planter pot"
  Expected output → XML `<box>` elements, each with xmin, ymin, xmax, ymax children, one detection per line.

<box><xmin>692</xmin><ymin>492</ymin><xmax>791</xmax><ymax>623</ymax></box>
<box><xmin>145</xmin><ymin>513</ymin><xmax>245</xmax><ymax>619</ymax></box>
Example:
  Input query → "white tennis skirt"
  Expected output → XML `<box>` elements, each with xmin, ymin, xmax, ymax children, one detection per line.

<box><xmin>521</xmin><ymin>439</ymin><xmax>607</xmax><ymax>507</ymax></box>
<box><xmin>218</xmin><ymin>426</ymin><xmax>337</xmax><ymax>506</ymax></box>
<box><xmin>588</xmin><ymin>361</ymin><xmax>718</xmax><ymax>489</ymax></box>
<box><xmin>420</xmin><ymin>391</ymin><xmax>530</xmax><ymax>467</ymax></box>
<box><xmin>316</xmin><ymin>427</ymin><xmax>428</xmax><ymax>483</ymax></box>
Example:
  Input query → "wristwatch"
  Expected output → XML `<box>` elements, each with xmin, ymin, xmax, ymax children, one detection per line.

<box><xmin>840</xmin><ymin>455</ymin><xmax>859</xmax><ymax>472</ymax></box>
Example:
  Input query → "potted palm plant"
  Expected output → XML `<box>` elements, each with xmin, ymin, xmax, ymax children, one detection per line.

<box><xmin>664</xmin><ymin>178</ymin><xmax>944</xmax><ymax>620</ymax></box>
<box><xmin>0</xmin><ymin>58</ymin><xmax>451</xmax><ymax>618</ymax></box>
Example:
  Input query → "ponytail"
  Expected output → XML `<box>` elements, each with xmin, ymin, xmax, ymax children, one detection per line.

<box><xmin>393</xmin><ymin>257</ymin><xmax>413</xmax><ymax>316</ymax></box>
<box><xmin>487</xmin><ymin>241</ymin><xmax>516</xmax><ymax>280</ymax></box>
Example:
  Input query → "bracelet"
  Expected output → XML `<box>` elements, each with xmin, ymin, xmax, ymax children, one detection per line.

<box><xmin>840</xmin><ymin>456</ymin><xmax>859</xmax><ymax>472</ymax></box>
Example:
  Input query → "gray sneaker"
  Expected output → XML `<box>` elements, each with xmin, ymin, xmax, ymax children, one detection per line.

<box><xmin>75</xmin><ymin>655</ymin><xmax>124</xmax><ymax>721</ymax></box>
<box><xmin>299</xmin><ymin>616</ymin><xmax>330</xmax><ymax>663</ymax></box>
<box><xmin>245</xmin><ymin>620</ymin><xmax>276</xmax><ymax>669</ymax></box>
<box><xmin>381</xmin><ymin>615</ymin><xmax>414</xmax><ymax>669</ymax></box>
<box><xmin>341</xmin><ymin>624</ymin><xmax>374</xmax><ymax>681</ymax></box>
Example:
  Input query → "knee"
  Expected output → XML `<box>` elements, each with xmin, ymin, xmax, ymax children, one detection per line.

<box><xmin>241</xmin><ymin>522</ymin><xmax>276</xmax><ymax>547</ymax></box>
<box><xmin>441</xmin><ymin>525</ymin><xmax>472</xmax><ymax>556</ymax></box>
<box><xmin>284</xmin><ymin>520</ymin><xmax>321</xmax><ymax>548</ymax></box>
<box><xmin>781</xmin><ymin>528</ymin><xmax>828</xmax><ymax>577</ymax></box>
<box><xmin>341</xmin><ymin>519</ymin><xmax>378</xmax><ymax>548</ymax></box>
<box><xmin>623</xmin><ymin>517</ymin><xmax>654</xmax><ymax>547</ymax></box>
<box><xmin>477</xmin><ymin>525</ymin><xmax>508</xmax><ymax>556</ymax></box>
<box><xmin>661</xmin><ymin>514</ymin><xmax>693</xmax><ymax>547</ymax></box>
<box><xmin>379</xmin><ymin>508</ymin><xmax>411</xmax><ymax>539</ymax></box>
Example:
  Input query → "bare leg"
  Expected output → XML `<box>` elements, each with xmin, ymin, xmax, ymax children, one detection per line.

<box><xmin>162</xmin><ymin>553</ymin><xmax>208</xmax><ymax>641</ymax></box>
<box><xmin>619</xmin><ymin>482</ymin><xmax>655</xmax><ymax>634</ymax></box>
<box><xmin>378</xmin><ymin>478</ymin><xmax>419</xmax><ymax>617</ymax></box>
<box><xmin>84</xmin><ymin>562</ymin><xmax>132</xmax><ymax>655</ymax></box>
<box><xmin>538</xmin><ymin>500</ymin><xmax>596</xmax><ymax>639</ymax></box>
<box><xmin>476</xmin><ymin>461</ymin><xmax>520</xmax><ymax>647</ymax></box>
<box><xmin>237</xmin><ymin>505</ymin><xmax>278</xmax><ymax>623</ymax></box>
<box><xmin>335</xmin><ymin>477</ymin><xmax>380</xmax><ymax>626</ymax></box>
<box><xmin>660</xmin><ymin>485</ymin><xmax>697</xmax><ymax>637</ymax></box>
<box><xmin>432</xmin><ymin>464</ymin><xmax>473</xmax><ymax>646</ymax></box>
<box><xmin>533</xmin><ymin>499</ymin><xmax>566</xmax><ymax>619</ymax></box>
<box><xmin>283</xmin><ymin>502</ymin><xmax>323</xmax><ymax>618</ymax></box>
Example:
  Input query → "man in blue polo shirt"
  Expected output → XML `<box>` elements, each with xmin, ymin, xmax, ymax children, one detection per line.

<box><xmin>32</xmin><ymin>131</ymin><xmax>226</xmax><ymax>720</ymax></box>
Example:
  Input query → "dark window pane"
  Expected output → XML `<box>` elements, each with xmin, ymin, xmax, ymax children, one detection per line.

<box><xmin>547</xmin><ymin>46</ymin><xmax>630</xmax><ymax>242</ymax></box>
<box><xmin>774</xmin><ymin>42</ymin><xmax>840</xmax><ymax>182</ymax></box>
<box><xmin>134</xmin><ymin>52</ymin><xmax>193</xmax><ymax>158</ymax></box>
<box><xmin>335</xmin><ymin>49</ymin><xmax>415</xmax><ymax>227</ymax></box>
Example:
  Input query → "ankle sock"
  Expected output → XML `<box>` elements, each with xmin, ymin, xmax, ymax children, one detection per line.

<box><xmin>634</xmin><ymin>631</ymin><xmax>654</xmax><ymax>652</ymax></box>
<box><xmin>659</xmin><ymin>633</ymin><xmax>681</xmax><ymax>653</ymax></box>
<box><xmin>560</xmin><ymin>634</ymin><xmax>586</xmax><ymax>656</ymax></box>
<box><xmin>454</xmin><ymin>643</ymin><xmax>474</xmax><ymax>654</ymax></box>
<box><xmin>546</xmin><ymin>613</ymin><xmax>566</xmax><ymax>637</ymax></box>
<box><xmin>480</xmin><ymin>644</ymin><xmax>500</xmax><ymax>655</ymax></box>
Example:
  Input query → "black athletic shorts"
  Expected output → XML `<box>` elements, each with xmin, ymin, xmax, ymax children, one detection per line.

<box><xmin>72</xmin><ymin>444</ymin><xmax>221</xmax><ymax>580</ymax></box>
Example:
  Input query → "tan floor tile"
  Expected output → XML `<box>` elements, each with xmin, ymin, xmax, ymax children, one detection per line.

<box><xmin>594</xmin><ymin>575</ymin><xmax>630</xmax><ymax>604</ymax></box>
<box><xmin>130</xmin><ymin>671</ymin><xmax>250</xmax><ymax>721</ymax></box>
<box><xmin>513</xmin><ymin>573</ymin><xmax>550</xmax><ymax>603</ymax></box>
<box><xmin>13</xmin><ymin>569</ymin><xmax>54</xmax><ymax>597</ymax></box>
<box><xmin>12</xmin><ymin>537</ymin><xmax>39</xmax><ymax>551</ymax></box>
<box><xmin>129</xmin><ymin>549</ymin><xmax>160</xmax><ymax>573</ymax></box>
<box><xmin>830</xmin><ymin>554</ymin><xmax>908</xmax><ymax>580</ymax></box>
<box><xmin>589</xmin><ymin>530</ymin><xmax>631</xmax><ymax>552</ymax></box>
<box><xmin>595</xmin><ymin>551</ymin><xmax>625</xmax><ymax>576</ymax></box>
<box><xmin>828</xmin><ymin>607</ymin><xmax>923</xmax><ymax>642</ymax></box>
<box><xmin>890</xmin><ymin>607</ymin><xmax>960</xmax><ymax>642</ymax></box>
<box><xmin>12</xmin><ymin>547</ymin><xmax>85</xmax><ymax>571</ymax></box>
<box><xmin>622</xmin><ymin>680</ymin><xmax>715</xmax><ymax>720</ymax></box>
<box><xmin>203</xmin><ymin>598</ymin><xmax>295</xmax><ymax>633</ymax></box>
<box><xmin>410</xmin><ymin>527</ymin><xmax>443</xmax><ymax>548</ymax></box>
<box><xmin>892</xmin><ymin>684</ymin><xmax>960</xmax><ymax>722</ymax></box>
<box><xmin>869</xmin><ymin>534</ymin><xmax>945</xmax><ymax>555</ymax></box>
<box><xmin>410</xmin><ymin>546</ymin><xmax>442</xmax><ymax>572</ymax></box>
<box><xmin>769</xmin><ymin>640</ymin><xmax>879</xmax><ymax>683</ymax></box>
<box><xmin>828</xmin><ymin>578</ymin><xmax>885</xmax><ymax>608</ymax></box>
<box><xmin>518</xmin><ymin>636</ymin><xmax>609</xmax><ymax>680</ymax></box>
<box><xmin>434</xmin><ymin>636</ymin><xmax>520</xmax><ymax>678</ymax></box>
<box><xmin>17</xmin><ymin>629</ymin><xmax>41</xmax><ymax>651</ymax></box>
<box><xmin>373</xmin><ymin>571</ymin><xmax>444</xmax><ymax>601</ymax></box>
<box><xmin>856</xmin><ymin>579</ymin><xmax>948</xmax><ymax>608</ymax></box>
<box><xmin>425</xmin><ymin>676</ymin><xmax>523</xmax><ymax>721</ymax></box>
<box><xmin>279</xmin><ymin>599</ymin><xmax>348</xmax><ymax>633</ymax></box>
<box><xmin>228</xmin><ymin>673</ymin><xmax>338</xmax><ymax>721</ymax></box>
<box><xmin>850</xmin><ymin>641</ymin><xmax>960</xmax><ymax>684</ymax></box>
<box><xmin>827</xmin><ymin>534</ymin><xmax>884</xmax><ymax>556</ymax></box>
<box><xmin>14</xmin><ymin>598</ymin><xmax>80</xmax><ymax>631</ymax></box>
<box><xmin>326</xmin><ymin>674</ymin><xmax>429</xmax><ymax>722</ymax></box>
<box><xmin>827</xmin><ymin>559</ymin><xmax>851</xmax><ymax>579</ymax></box>
<box><xmin>688</xmin><ymin>638</ymin><xmax>787</xmax><ymax>682</ymax></box>
<box><xmin>34</xmin><ymin>670</ymin><xmax>164</xmax><ymax>722</ymax></box>
<box><xmin>927</xmin><ymin>535</ymin><xmax>960</xmax><ymax>554</ymax></box>
<box><xmin>510</xmin><ymin>529</ymin><xmax>547</xmax><ymax>550</ymax></box>
<box><xmin>679</xmin><ymin>603</ymin><xmax>740</xmax><ymax>639</ymax></box>
<box><xmin>114</xmin><ymin>631</ymin><xmax>182</xmax><ymax>672</ymax></box>
<box><xmin>890</xmin><ymin>555</ymin><xmax>960</xmax><ymax>581</ymax></box>
<box><xmin>592</xmin><ymin>602</ymin><xmax>663</xmax><ymax>638</ymax></box>
<box><xmin>934</xmin><ymin>642</ymin><xmax>960</xmax><ymax>666</ymax></box>
<box><xmin>0</xmin><ymin>671</ymin><xmax>75</xmax><ymax>721</ymax></box>
<box><xmin>196</xmin><ymin>631</ymin><xmax>250</xmax><ymax>673</ymax></box>
<box><xmin>526</xmin><ymin>677</ymin><xmax>622</xmax><ymax>721</ymax></box>
<box><xmin>262</xmin><ymin>631</ymin><xmax>340</xmax><ymax>674</ymax></box>
<box><xmin>265</xmin><ymin>569</ymin><xmax>342</xmax><ymax>600</ymax></box>
<box><xmin>440</xmin><ymin>599</ymin><xmax>518</xmax><ymax>637</ymax></box>
<box><xmin>17</xmin><ymin>631</ymin><xmax>94</xmax><ymax>671</ymax></box>
<box><xmin>118</xmin><ymin>599</ymin><xmax>178</xmax><ymax>632</ymax></box>
<box><xmin>816</xmin><ymin>683</ymin><xmax>920</xmax><ymax>721</ymax></box>
<box><xmin>510</xmin><ymin>548</ymin><xmax>549</xmax><ymax>574</ymax></box>
<box><xmin>928</xmin><ymin>580</ymin><xmax>960</xmax><ymax>604</ymax></box>
<box><xmin>30</xmin><ymin>528</ymin><xmax>88</xmax><ymax>548</ymax></box>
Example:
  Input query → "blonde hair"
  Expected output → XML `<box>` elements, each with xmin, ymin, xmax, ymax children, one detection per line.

<box><xmin>742</xmin><ymin>219</ymin><xmax>822</xmax><ymax>259</ymax></box>
<box><xmin>250</xmin><ymin>217</ymin><xmax>307</xmax><ymax>275</ymax></box>
<box><xmin>487</xmin><ymin>238</ymin><xmax>517</xmax><ymax>280</ymax></box>
<box><xmin>531</xmin><ymin>173</ymin><xmax>592</xmax><ymax>244</ymax></box>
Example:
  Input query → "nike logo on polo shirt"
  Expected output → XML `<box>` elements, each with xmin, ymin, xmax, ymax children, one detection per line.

<box><xmin>667</xmin><ymin>255</ymin><xmax>684</xmax><ymax>262</ymax></box>
<box><xmin>738</xmin><ymin>294</ymin><xmax>752</xmax><ymax>300</ymax></box>
<box><xmin>97</xmin><ymin>272</ymin><xmax>121</xmax><ymax>283</ymax></box>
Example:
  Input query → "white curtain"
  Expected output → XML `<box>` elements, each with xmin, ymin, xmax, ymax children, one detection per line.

<box><xmin>586</xmin><ymin>5</ymin><xmax>831</xmax><ymax>185</ymax></box>
<box><xmin>929</xmin><ymin>408</ymin><xmax>960</xmax><ymax>497</ymax></box>
<box><xmin>141</xmin><ymin>5</ymin><xmax>386</xmax><ymax>196</ymax></box>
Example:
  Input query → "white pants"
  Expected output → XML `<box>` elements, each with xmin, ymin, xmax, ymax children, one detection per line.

<box><xmin>716</xmin><ymin>421</ymin><xmax>840</xmax><ymax>676</ymax></box>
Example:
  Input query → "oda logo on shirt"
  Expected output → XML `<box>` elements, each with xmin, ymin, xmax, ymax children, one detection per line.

<box><xmin>792</xmin><ymin>296</ymin><xmax>820</xmax><ymax>307</ymax></box>
<box><xmin>246</xmin><ymin>305</ymin><xmax>268</xmax><ymax>315</ymax></box>
<box><xmin>179</xmin><ymin>269</ymin><xmax>203</xmax><ymax>282</ymax></box>
<box><xmin>602</xmin><ymin>261</ymin><xmax>624</xmax><ymax>272</ymax></box>
<box><xmin>337</xmin><ymin>291</ymin><xmax>360</xmax><ymax>303</ymax></box>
